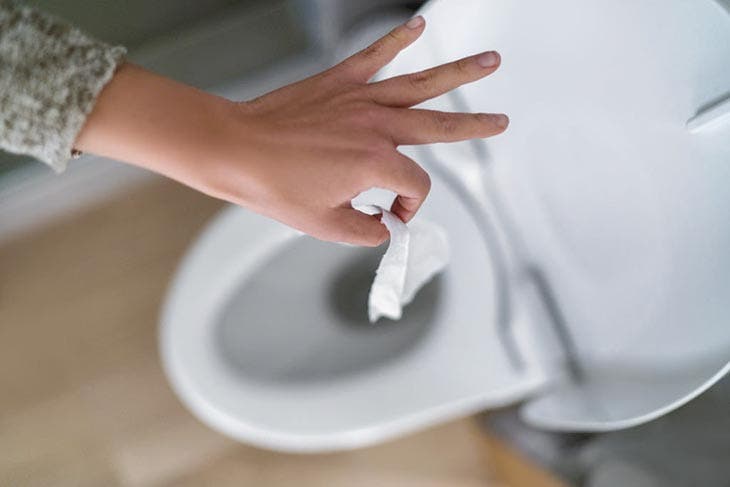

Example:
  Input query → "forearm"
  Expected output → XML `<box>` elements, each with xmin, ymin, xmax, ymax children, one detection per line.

<box><xmin>74</xmin><ymin>63</ymin><xmax>236</xmax><ymax>193</ymax></box>
<box><xmin>24</xmin><ymin>13</ymin><xmax>508</xmax><ymax>247</ymax></box>
<box><xmin>71</xmin><ymin>15</ymin><xmax>509</xmax><ymax>248</ymax></box>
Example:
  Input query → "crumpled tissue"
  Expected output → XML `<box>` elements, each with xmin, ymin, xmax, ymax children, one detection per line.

<box><xmin>357</xmin><ymin>205</ymin><xmax>449</xmax><ymax>323</ymax></box>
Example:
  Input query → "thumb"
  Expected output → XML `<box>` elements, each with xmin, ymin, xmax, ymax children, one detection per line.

<box><xmin>328</xmin><ymin>207</ymin><xmax>389</xmax><ymax>247</ymax></box>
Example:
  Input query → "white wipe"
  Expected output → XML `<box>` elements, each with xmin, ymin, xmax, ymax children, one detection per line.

<box><xmin>359</xmin><ymin>205</ymin><xmax>449</xmax><ymax>323</ymax></box>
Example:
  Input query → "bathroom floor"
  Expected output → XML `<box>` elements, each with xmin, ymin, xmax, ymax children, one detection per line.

<box><xmin>0</xmin><ymin>177</ymin><xmax>564</xmax><ymax>487</ymax></box>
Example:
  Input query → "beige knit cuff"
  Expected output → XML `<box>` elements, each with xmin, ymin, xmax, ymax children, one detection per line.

<box><xmin>0</xmin><ymin>2</ymin><xmax>126</xmax><ymax>172</ymax></box>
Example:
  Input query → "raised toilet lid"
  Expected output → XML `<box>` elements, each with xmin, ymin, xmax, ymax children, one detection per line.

<box><xmin>160</xmin><ymin>161</ymin><xmax>546</xmax><ymax>453</ymax></box>
<box><xmin>381</xmin><ymin>0</ymin><xmax>730</xmax><ymax>430</ymax></box>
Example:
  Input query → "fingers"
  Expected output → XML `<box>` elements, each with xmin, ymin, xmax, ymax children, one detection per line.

<box><xmin>367</xmin><ymin>152</ymin><xmax>431</xmax><ymax>223</ymax></box>
<box><xmin>336</xmin><ymin>15</ymin><xmax>426</xmax><ymax>82</ymax></box>
<box><xmin>326</xmin><ymin>152</ymin><xmax>430</xmax><ymax>245</ymax></box>
<box><xmin>328</xmin><ymin>208</ymin><xmax>389</xmax><ymax>247</ymax></box>
<box><xmin>368</xmin><ymin>51</ymin><xmax>501</xmax><ymax>107</ymax></box>
<box><xmin>388</xmin><ymin>108</ymin><xmax>509</xmax><ymax>145</ymax></box>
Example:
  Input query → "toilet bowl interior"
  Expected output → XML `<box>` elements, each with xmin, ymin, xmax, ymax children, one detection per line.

<box><xmin>214</xmin><ymin>239</ymin><xmax>442</xmax><ymax>385</ymax></box>
<box><xmin>382</xmin><ymin>0</ymin><xmax>730</xmax><ymax>430</ymax></box>
<box><xmin>161</xmin><ymin>165</ymin><xmax>548</xmax><ymax>452</ymax></box>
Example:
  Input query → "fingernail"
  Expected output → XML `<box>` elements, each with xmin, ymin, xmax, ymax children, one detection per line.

<box><xmin>477</xmin><ymin>51</ymin><xmax>499</xmax><ymax>68</ymax></box>
<box><xmin>494</xmin><ymin>113</ymin><xmax>509</xmax><ymax>129</ymax></box>
<box><xmin>406</xmin><ymin>15</ymin><xmax>424</xmax><ymax>29</ymax></box>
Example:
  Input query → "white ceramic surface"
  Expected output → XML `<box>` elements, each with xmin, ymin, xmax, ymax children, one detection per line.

<box><xmin>160</xmin><ymin>164</ymin><xmax>547</xmax><ymax>452</ymax></box>
<box><xmin>386</xmin><ymin>0</ymin><xmax>730</xmax><ymax>430</ymax></box>
<box><xmin>161</xmin><ymin>0</ymin><xmax>730</xmax><ymax>451</ymax></box>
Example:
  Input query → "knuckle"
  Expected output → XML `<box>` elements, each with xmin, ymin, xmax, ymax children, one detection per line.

<box><xmin>475</xmin><ymin>112</ymin><xmax>491</xmax><ymax>123</ymax></box>
<box><xmin>331</xmin><ymin>59</ymin><xmax>352</xmax><ymax>77</ymax></box>
<box><xmin>360</xmin><ymin>40</ymin><xmax>385</xmax><ymax>60</ymax></box>
<box><xmin>421</xmin><ymin>170</ymin><xmax>432</xmax><ymax>194</ymax></box>
<box><xmin>386</xmin><ymin>29</ymin><xmax>403</xmax><ymax>43</ymax></box>
<box><xmin>455</xmin><ymin>57</ymin><xmax>472</xmax><ymax>75</ymax></box>
<box><xmin>434</xmin><ymin>112</ymin><xmax>460</xmax><ymax>135</ymax></box>
<box><xmin>474</xmin><ymin>112</ymin><xmax>493</xmax><ymax>128</ymax></box>
<box><xmin>411</xmin><ymin>165</ymin><xmax>431</xmax><ymax>197</ymax></box>
<box><xmin>407</xmin><ymin>70</ymin><xmax>436</xmax><ymax>91</ymax></box>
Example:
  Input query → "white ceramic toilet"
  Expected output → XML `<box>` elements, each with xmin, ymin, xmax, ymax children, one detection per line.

<box><xmin>160</xmin><ymin>0</ymin><xmax>730</xmax><ymax>452</ymax></box>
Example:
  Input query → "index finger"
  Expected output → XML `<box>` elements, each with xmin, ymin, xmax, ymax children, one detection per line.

<box><xmin>335</xmin><ymin>15</ymin><xmax>426</xmax><ymax>82</ymax></box>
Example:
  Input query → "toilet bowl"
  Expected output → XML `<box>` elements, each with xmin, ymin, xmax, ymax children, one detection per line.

<box><xmin>161</xmin><ymin>0</ymin><xmax>730</xmax><ymax>452</ymax></box>
<box><xmin>160</xmin><ymin>162</ymin><xmax>551</xmax><ymax>452</ymax></box>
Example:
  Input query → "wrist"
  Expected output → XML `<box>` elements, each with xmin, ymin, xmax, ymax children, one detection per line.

<box><xmin>203</xmin><ymin>101</ymin><xmax>275</xmax><ymax>209</ymax></box>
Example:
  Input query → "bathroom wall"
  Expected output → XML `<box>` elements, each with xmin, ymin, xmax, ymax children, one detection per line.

<box><xmin>0</xmin><ymin>0</ymin><xmax>308</xmax><ymax>176</ymax></box>
<box><xmin>0</xmin><ymin>0</ymin><xmax>422</xmax><ymax>177</ymax></box>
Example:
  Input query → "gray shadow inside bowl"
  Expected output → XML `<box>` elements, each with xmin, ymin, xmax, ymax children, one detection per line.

<box><xmin>214</xmin><ymin>237</ymin><xmax>442</xmax><ymax>384</ymax></box>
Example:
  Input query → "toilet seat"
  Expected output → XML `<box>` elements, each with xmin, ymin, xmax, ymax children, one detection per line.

<box><xmin>161</xmin><ymin>164</ymin><xmax>548</xmax><ymax>452</ymax></box>
<box><xmin>161</xmin><ymin>0</ymin><xmax>730</xmax><ymax>451</ymax></box>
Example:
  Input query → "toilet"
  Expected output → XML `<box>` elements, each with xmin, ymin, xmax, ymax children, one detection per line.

<box><xmin>160</xmin><ymin>0</ymin><xmax>730</xmax><ymax>452</ymax></box>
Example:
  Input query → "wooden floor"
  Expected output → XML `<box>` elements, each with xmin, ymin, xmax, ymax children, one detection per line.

<box><xmin>0</xmin><ymin>177</ymin><xmax>565</xmax><ymax>487</ymax></box>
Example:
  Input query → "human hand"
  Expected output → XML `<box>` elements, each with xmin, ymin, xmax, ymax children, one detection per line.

<box><xmin>217</xmin><ymin>15</ymin><xmax>507</xmax><ymax>245</ymax></box>
<box><xmin>75</xmin><ymin>16</ymin><xmax>507</xmax><ymax>246</ymax></box>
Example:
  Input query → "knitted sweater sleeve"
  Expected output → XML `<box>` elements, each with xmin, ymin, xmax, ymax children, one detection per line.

<box><xmin>0</xmin><ymin>1</ymin><xmax>126</xmax><ymax>172</ymax></box>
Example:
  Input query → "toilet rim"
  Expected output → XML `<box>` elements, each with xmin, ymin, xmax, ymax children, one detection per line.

<box><xmin>161</xmin><ymin>337</ymin><xmax>541</xmax><ymax>453</ymax></box>
<box><xmin>158</xmin><ymin>165</ymin><xmax>543</xmax><ymax>451</ymax></box>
